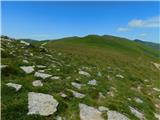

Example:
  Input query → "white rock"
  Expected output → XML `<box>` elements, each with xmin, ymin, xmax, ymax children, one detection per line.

<box><xmin>41</xmin><ymin>42</ymin><xmax>47</xmax><ymax>46</ymax></box>
<box><xmin>6</xmin><ymin>83</ymin><xmax>22</xmax><ymax>91</ymax></box>
<box><xmin>154</xmin><ymin>113</ymin><xmax>160</xmax><ymax>120</ymax></box>
<box><xmin>134</xmin><ymin>97</ymin><xmax>143</xmax><ymax>103</ymax></box>
<box><xmin>51</xmin><ymin>76</ymin><xmax>60</xmax><ymax>80</ymax></box>
<box><xmin>23</xmin><ymin>60</ymin><xmax>29</xmax><ymax>64</ymax></box>
<box><xmin>152</xmin><ymin>62</ymin><xmax>160</xmax><ymax>70</ymax></box>
<box><xmin>30</xmin><ymin>53</ymin><xmax>33</xmax><ymax>56</ymax></box>
<box><xmin>38</xmin><ymin>70</ymin><xmax>45</xmax><ymax>73</ymax></box>
<box><xmin>88</xmin><ymin>79</ymin><xmax>97</xmax><ymax>85</ymax></box>
<box><xmin>34</xmin><ymin>72</ymin><xmax>52</xmax><ymax>79</ymax></box>
<box><xmin>129</xmin><ymin>106</ymin><xmax>145</xmax><ymax>120</ymax></box>
<box><xmin>71</xmin><ymin>90</ymin><xmax>85</xmax><ymax>98</ymax></box>
<box><xmin>98</xmin><ymin>106</ymin><xmax>109</xmax><ymax>112</ymax></box>
<box><xmin>1</xmin><ymin>65</ymin><xmax>7</xmax><ymax>69</ymax></box>
<box><xmin>79</xmin><ymin>70</ymin><xmax>91</xmax><ymax>77</ymax></box>
<box><xmin>79</xmin><ymin>103</ymin><xmax>104</xmax><ymax>120</ymax></box>
<box><xmin>107</xmin><ymin>110</ymin><xmax>130</xmax><ymax>120</ymax></box>
<box><xmin>28</xmin><ymin>92</ymin><xmax>58</xmax><ymax>116</ymax></box>
<box><xmin>56</xmin><ymin>116</ymin><xmax>62</xmax><ymax>120</ymax></box>
<box><xmin>20</xmin><ymin>40</ymin><xmax>30</xmax><ymax>46</ymax></box>
<box><xmin>58</xmin><ymin>52</ymin><xmax>62</xmax><ymax>56</ymax></box>
<box><xmin>37</xmin><ymin>65</ymin><xmax>46</xmax><ymax>68</ymax></box>
<box><xmin>71</xmin><ymin>82</ymin><xmax>82</xmax><ymax>89</ymax></box>
<box><xmin>32</xmin><ymin>80</ymin><xmax>43</xmax><ymax>87</ymax></box>
<box><xmin>153</xmin><ymin>87</ymin><xmax>160</xmax><ymax>92</ymax></box>
<box><xmin>116</xmin><ymin>74</ymin><xmax>124</xmax><ymax>79</ymax></box>
<box><xmin>99</xmin><ymin>92</ymin><xmax>105</xmax><ymax>99</ymax></box>
<box><xmin>60</xmin><ymin>92</ymin><xmax>67</xmax><ymax>98</ymax></box>
<box><xmin>20</xmin><ymin>66</ymin><xmax>34</xmax><ymax>74</ymax></box>
<box><xmin>97</xmin><ymin>72</ymin><xmax>102</xmax><ymax>77</ymax></box>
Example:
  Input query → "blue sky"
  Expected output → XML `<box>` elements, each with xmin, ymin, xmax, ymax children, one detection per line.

<box><xmin>2</xmin><ymin>1</ymin><xmax>160</xmax><ymax>43</ymax></box>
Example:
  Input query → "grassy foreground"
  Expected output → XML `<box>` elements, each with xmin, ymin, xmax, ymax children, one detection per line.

<box><xmin>1</xmin><ymin>35</ymin><xmax>160</xmax><ymax>120</ymax></box>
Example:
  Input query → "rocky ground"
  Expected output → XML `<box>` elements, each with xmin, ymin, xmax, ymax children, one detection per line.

<box><xmin>1</xmin><ymin>36</ymin><xmax>160</xmax><ymax>120</ymax></box>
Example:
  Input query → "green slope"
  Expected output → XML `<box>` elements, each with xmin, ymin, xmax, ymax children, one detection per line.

<box><xmin>1</xmin><ymin>35</ymin><xmax>160</xmax><ymax>120</ymax></box>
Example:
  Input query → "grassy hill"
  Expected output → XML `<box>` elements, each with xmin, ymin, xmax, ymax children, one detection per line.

<box><xmin>1</xmin><ymin>35</ymin><xmax>160</xmax><ymax>120</ymax></box>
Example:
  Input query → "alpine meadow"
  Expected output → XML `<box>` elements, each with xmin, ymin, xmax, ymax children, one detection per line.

<box><xmin>1</xmin><ymin>1</ymin><xmax>160</xmax><ymax>120</ymax></box>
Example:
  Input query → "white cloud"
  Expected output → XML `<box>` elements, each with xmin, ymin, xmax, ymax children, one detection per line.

<box><xmin>117</xmin><ymin>27</ymin><xmax>129</xmax><ymax>32</ymax></box>
<box><xmin>139</xmin><ymin>33</ymin><xmax>146</xmax><ymax>37</ymax></box>
<box><xmin>128</xmin><ymin>16</ymin><xmax>160</xmax><ymax>28</ymax></box>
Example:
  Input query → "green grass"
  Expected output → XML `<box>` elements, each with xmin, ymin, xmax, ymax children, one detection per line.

<box><xmin>1</xmin><ymin>35</ymin><xmax>160</xmax><ymax>120</ymax></box>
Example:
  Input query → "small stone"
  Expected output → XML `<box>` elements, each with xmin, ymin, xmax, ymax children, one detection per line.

<box><xmin>51</xmin><ymin>76</ymin><xmax>60</xmax><ymax>80</ymax></box>
<box><xmin>79</xmin><ymin>70</ymin><xmax>91</xmax><ymax>77</ymax></box>
<box><xmin>99</xmin><ymin>92</ymin><xmax>105</xmax><ymax>99</ymax></box>
<box><xmin>88</xmin><ymin>79</ymin><xmax>97</xmax><ymax>85</ymax></box>
<box><xmin>1</xmin><ymin>65</ymin><xmax>8</xmax><ymax>69</ymax></box>
<box><xmin>71</xmin><ymin>82</ymin><xmax>82</xmax><ymax>89</ymax></box>
<box><xmin>71</xmin><ymin>90</ymin><xmax>85</xmax><ymax>98</ymax></box>
<box><xmin>98</xmin><ymin>106</ymin><xmax>109</xmax><ymax>112</ymax></box>
<box><xmin>20</xmin><ymin>66</ymin><xmax>34</xmax><ymax>74</ymax></box>
<box><xmin>129</xmin><ymin>106</ymin><xmax>145</xmax><ymax>120</ymax></box>
<box><xmin>20</xmin><ymin>40</ymin><xmax>30</xmax><ymax>46</ymax></box>
<box><xmin>23</xmin><ymin>60</ymin><xmax>29</xmax><ymax>64</ymax></box>
<box><xmin>107</xmin><ymin>110</ymin><xmax>130</xmax><ymax>120</ymax></box>
<box><xmin>38</xmin><ymin>70</ymin><xmax>45</xmax><ymax>73</ymax></box>
<box><xmin>6</xmin><ymin>83</ymin><xmax>22</xmax><ymax>91</ymax></box>
<box><xmin>37</xmin><ymin>65</ymin><xmax>46</xmax><ymax>68</ymax></box>
<box><xmin>79</xmin><ymin>103</ymin><xmax>104</xmax><ymax>120</ymax></box>
<box><xmin>34</xmin><ymin>72</ymin><xmax>52</xmax><ymax>79</ymax></box>
<box><xmin>32</xmin><ymin>80</ymin><xmax>43</xmax><ymax>87</ymax></box>
<box><xmin>27</xmin><ymin>92</ymin><xmax>58</xmax><ymax>116</ymax></box>
<box><xmin>152</xmin><ymin>62</ymin><xmax>160</xmax><ymax>70</ymax></box>
<box><xmin>56</xmin><ymin>116</ymin><xmax>62</xmax><ymax>120</ymax></box>
<box><xmin>154</xmin><ymin>113</ymin><xmax>160</xmax><ymax>120</ymax></box>
<box><xmin>116</xmin><ymin>74</ymin><xmax>124</xmax><ymax>79</ymax></box>
<box><xmin>97</xmin><ymin>72</ymin><xmax>102</xmax><ymax>77</ymax></box>
<box><xmin>60</xmin><ymin>92</ymin><xmax>67</xmax><ymax>98</ymax></box>
<box><xmin>134</xmin><ymin>97</ymin><xmax>143</xmax><ymax>103</ymax></box>
<box><xmin>153</xmin><ymin>87</ymin><xmax>160</xmax><ymax>92</ymax></box>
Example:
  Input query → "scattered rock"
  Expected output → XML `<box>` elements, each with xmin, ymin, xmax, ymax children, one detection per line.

<box><xmin>34</xmin><ymin>72</ymin><xmax>52</xmax><ymax>79</ymax></box>
<box><xmin>37</xmin><ymin>65</ymin><xmax>46</xmax><ymax>68</ymax></box>
<box><xmin>71</xmin><ymin>90</ymin><xmax>85</xmax><ymax>98</ymax></box>
<box><xmin>99</xmin><ymin>92</ymin><xmax>105</xmax><ymax>99</ymax></box>
<box><xmin>6</xmin><ymin>83</ymin><xmax>22</xmax><ymax>91</ymax></box>
<box><xmin>20</xmin><ymin>66</ymin><xmax>34</xmax><ymax>74</ymax></box>
<box><xmin>1</xmin><ymin>65</ymin><xmax>8</xmax><ymax>69</ymax></box>
<box><xmin>32</xmin><ymin>80</ymin><xmax>43</xmax><ymax>87</ymax></box>
<box><xmin>38</xmin><ymin>70</ymin><xmax>45</xmax><ymax>73</ymax></box>
<box><xmin>60</xmin><ymin>92</ymin><xmax>67</xmax><ymax>98</ymax></box>
<box><xmin>98</xmin><ymin>106</ymin><xmax>109</xmax><ymax>112</ymax></box>
<box><xmin>153</xmin><ymin>88</ymin><xmax>160</xmax><ymax>92</ymax></box>
<box><xmin>79</xmin><ymin>70</ymin><xmax>91</xmax><ymax>77</ymax></box>
<box><xmin>107</xmin><ymin>110</ymin><xmax>130</xmax><ymax>120</ymax></box>
<box><xmin>154</xmin><ymin>113</ymin><xmax>160</xmax><ymax>120</ymax></box>
<box><xmin>152</xmin><ymin>62</ymin><xmax>160</xmax><ymax>70</ymax></box>
<box><xmin>20</xmin><ymin>40</ymin><xmax>30</xmax><ymax>46</ymax></box>
<box><xmin>23</xmin><ymin>60</ymin><xmax>29</xmax><ymax>64</ymax></box>
<box><xmin>56</xmin><ymin>116</ymin><xmax>62</xmax><ymax>120</ymax></box>
<box><xmin>71</xmin><ymin>82</ymin><xmax>82</xmax><ymax>89</ymax></box>
<box><xmin>134</xmin><ymin>97</ymin><xmax>143</xmax><ymax>103</ymax></box>
<box><xmin>79</xmin><ymin>103</ymin><xmax>104</xmax><ymax>120</ymax></box>
<box><xmin>41</xmin><ymin>42</ymin><xmax>47</xmax><ymax>46</ymax></box>
<box><xmin>88</xmin><ymin>79</ymin><xmax>97</xmax><ymax>85</ymax></box>
<box><xmin>28</xmin><ymin>92</ymin><xmax>58</xmax><ymax>116</ymax></box>
<box><xmin>97</xmin><ymin>71</ymin><xmax>102</xmax><ymax>77</ymax></box>
<box><xmin>116</xmin><ymin>74</ymin><xmax>124</xmax><ymax>79</ymax></box>
<box><xmin>51</xmin><ymin>76</ymin><xmax>60</xmax><ymax>80</ymax></box>
<box><xmin>129</xmin><ymin>106</ymin><xmax>145</xmax><ymax>120</ymax></box>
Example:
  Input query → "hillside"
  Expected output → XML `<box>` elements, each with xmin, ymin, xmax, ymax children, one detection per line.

<box><xmin>1</xmin><ymin>35</ymin><xmax>160</xmax><ymax>120</ymax></box>
<box><xmin>134</xmin><ymin>39</ymin><xmax>160</xmax><ymax>51</ymax></box>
